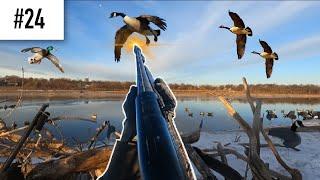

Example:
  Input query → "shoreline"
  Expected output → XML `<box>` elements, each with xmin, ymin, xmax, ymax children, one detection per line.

<box><xmin>1</xmin><ymin>90</ymin><xmax>320</xmax><ymax>103</ymax></box>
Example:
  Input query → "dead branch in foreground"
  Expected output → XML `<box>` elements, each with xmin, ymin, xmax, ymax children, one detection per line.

<box><xmin>217</xmin><ymin>77</ymin><xmax>302</xmax><ymax>180</ymax></box>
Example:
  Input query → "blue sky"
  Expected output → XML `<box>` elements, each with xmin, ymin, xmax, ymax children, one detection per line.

<box><xmin>0</xmin><ymin>1</ymin><xmax>319</xmax><ymax>85</ymax></box>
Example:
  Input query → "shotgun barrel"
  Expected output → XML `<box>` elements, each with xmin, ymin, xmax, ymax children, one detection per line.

<box><xmin>134</xmin><ymin>45</ymin><xmax>187</xmax><ymax>180</ymax></box>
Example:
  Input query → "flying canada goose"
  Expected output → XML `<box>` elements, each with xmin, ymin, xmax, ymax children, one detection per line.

<box><xmin>21</xmin><ymin>46</ymin><xmax>64</xmax><ymax>73</ymax></box>
<box><xmin>268</xmin><ymin>120</ymin><xmax>304</xmax><ymax>151</ymax></box>
<box><xmin>219</xmin><ymin>11</ymin><xmax>252</xmax><ymax>59</ymax></box>
<box><xmin>110</xmin><ymin>12</ymin><xmax>167</xmax><ymax>62</ymax></box>
<box><xmin>252</xmin><ymin>40</ymin><xmax>279</xmax><ymax>78</ymax></box>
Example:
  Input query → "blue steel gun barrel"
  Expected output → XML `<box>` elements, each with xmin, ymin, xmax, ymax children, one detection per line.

<box><xmin>134</xmin><ymin>45</ymin><xmax>186</xmax><ymax>180</ymax></box>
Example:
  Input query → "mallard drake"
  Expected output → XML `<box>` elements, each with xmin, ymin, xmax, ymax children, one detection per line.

<box><xmin>21</xmin><ymin>46</ymin><xmax>64</xmax><ymax>73</ymax></box>
<box><xmin>252</xmin><ymin>40</ymin><xmax>279</xmax><ymax>78</ymax></box>
<box><xmin>110</xmin><ymin>12</ymin><xmax>167</xmax><ymax>62</ymax></box>
<box><xmin>219</xmin><ymin>11</ymin><xmax>252</xmax><ymax>59</ymax></box>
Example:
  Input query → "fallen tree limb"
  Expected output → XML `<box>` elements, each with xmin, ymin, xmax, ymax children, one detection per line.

<box><xmin>26</xmin><ymin>145</ymin><xmax>113</xmax><ymax>180</ymax></box>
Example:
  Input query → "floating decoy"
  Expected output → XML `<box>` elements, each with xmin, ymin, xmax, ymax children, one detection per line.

<box><xmin>188</xmin><ymin>112</ymin><xmax>193</xmax><ymax>117</ymax></box>
<box><xmin>207</xmin><ymin>112</ymin><xmax>213</xmax><ymax>117</ymax></box>
<box><xmin>200</xmin><ymin>112</ymin><xmax>205</xmax><ymax>116</ymax></box>
<box><xmin>251</xmin><ymin>40</ymin><xmax>279</xmax><ymax>78</ymax></box>
<box><xmin>184</xmin><ymin>107</ymin><xmax>190</xmax><ymax>112</ymax></box>
<box><xmin>110</xmin><ymin>12</ymin><xmax>167</xmax><ymax>62</ymax></box>
<box><xmin>21</xmin><ymin>46</ymin><xmax>64</xmax><ymax>73</ymax></box>
<box><xmin>219</xmin><ymin>11</ymin><xmax>252</xmax><ymax>59</ymax></box>
<box><xmin>91</xmin><ymin>113</ymin><xmax>97</xmax><ymax>120</ymax></box>
<box><xmin>266</xmin><ymin>110</ymin><xmax>278</xmax><ymax>120</ymax></box>
<box><xmin>283</xmin><ymin>111</ymin><xmax>297</xmax><ymax>120</ymax></box>
<box><xmin>11</xmin><ymin>121</ymin><xmax>17</xmax><ymax>130</ymax></box>
<box><xmin>268</xmin><ymin>120</ymin><xmax>304</xmax><ymax>151</ymax></box>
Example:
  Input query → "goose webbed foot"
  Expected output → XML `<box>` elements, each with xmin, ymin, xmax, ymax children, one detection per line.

<box><xmin>154</xmin><ymin>36</ymin><xmax>158</xmax><ymax>42</ymax></box>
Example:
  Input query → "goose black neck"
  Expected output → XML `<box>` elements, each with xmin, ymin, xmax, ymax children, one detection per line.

<box><xmin>252</xmin><ymin>51</ymin><xmax>260</xmax><ymax>55</ymax></box>
<box><xmin>117</xmin><ymin>12</ymin><xmax>126</xmax><ymax>18</ymax></box>
<box><xmin>219</xmin><ymin>25</ymin><xmax>230</xmax><ymax>30</ymax></box>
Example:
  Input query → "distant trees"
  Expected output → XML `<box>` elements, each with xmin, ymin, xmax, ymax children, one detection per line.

<box><xmin>0</xmin><ymin>76</ymin><xmax>319</xmax><ymax>94</ymax></box>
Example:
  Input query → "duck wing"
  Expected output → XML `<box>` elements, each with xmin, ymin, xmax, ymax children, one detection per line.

<box><xmin>21</xmin><ymin>47</ymin><xmax>43</xmax><ymax>53</ymax></box>
<box><xmin>265</xmin><ymin>58</ymin><xmax>274</xmax><ymax>78</ymax></box>
<box><xmin>228</xmin><ymin>11</ymin><xmax>245</xmax><ymax>28</ymax></box>
<box><xmin>114</xmin><ymin>25</ymin><xmax>133</xmax><ymax>62</ymax></box>
<box><xmin>236</xmin><ymin>34</ymin><xmax>246</xmax><ymax>59</ymax></box>
<box><xmin>46</xmin><ymin>53</ymin><xmax>64</xmax><ymax>73</ymax></box>
<box><xmin>137</xmin><ymin>15</ymin><xmax>167</xmax><ymax>31</ymax></box>
<box><xmin>259</xmin><ymin>40</ymin><xmax>273</xmax><ymax>53</ymax></box>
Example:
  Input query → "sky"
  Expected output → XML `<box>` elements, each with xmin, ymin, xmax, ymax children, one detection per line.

<box><xmin>0</xmin><ymin>1</ymin><xmax>320</xmax><ymax>85</ymax></box>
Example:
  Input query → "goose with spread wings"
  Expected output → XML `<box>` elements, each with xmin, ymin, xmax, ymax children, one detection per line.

<box><xmin>110</xmin><ymin>12</ymin><xmax>167</xmax><ymax>62</ymax></box>
<box><xmin>219</xmin><ymin>11</ymin><xmax>252</xmax><ymax>59</ymax></box>
<box><xmin>21</xmin><ymin>46</ymin><xmax>64</xmax><ymax>73</ymax></box>
<box><xmin>252</xmin><ymin>40</ymin><xmax>279</xmax><ymax>78</ymax></box>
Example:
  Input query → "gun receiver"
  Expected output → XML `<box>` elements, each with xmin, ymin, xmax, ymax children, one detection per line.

<box><xmin>134</xmin><ymin>45</ymin><xmax>186</xmax><ymax>180</ymax></box>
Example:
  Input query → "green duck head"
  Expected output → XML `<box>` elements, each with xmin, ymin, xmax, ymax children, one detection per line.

<box><xmin>46</xmin><ymin>46</ymin><xmax>54</xmax><ymax>53</ymax></box>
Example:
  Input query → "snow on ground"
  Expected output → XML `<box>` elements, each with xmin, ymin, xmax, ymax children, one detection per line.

<box><xmin>193</xmin><ymin>131</ymin><xmax>320</xmax><ymax>180</ymax></box>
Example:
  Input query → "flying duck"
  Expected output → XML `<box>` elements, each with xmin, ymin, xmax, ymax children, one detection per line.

<box><xmin>219</xmin><ymin>11</ymin><xmax>252</xmax><ymax>59</ymax></box>
<box><xmin>252</xmin><ymin>40</ymin><xmax>279</xmax><ymax>78</ymax></box>
<box><xmin>21</xmin><ymin>46</ymin><xmax>64</xmax><ymax>73</ymax></box>
<box><xmin>268</xmin><ymin>120</ymin><xmax>304</xmax><ymax>151</ymax></box>
<box><xmin>110</xmin><ymin>12</ymin><xmax>167</xmax><ymax>62</ymax></box>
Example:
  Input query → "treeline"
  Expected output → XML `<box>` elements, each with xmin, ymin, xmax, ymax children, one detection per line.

<box><xmin>1</xmin><ymin>76</ymin><xmax>320</xmax><ymax>94</ymax></box>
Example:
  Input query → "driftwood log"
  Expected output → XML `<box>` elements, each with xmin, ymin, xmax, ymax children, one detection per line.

<box><xmin>26</xmin><ymin>146</ymin><xmax>113</xmax><ymax>179</ymax></box>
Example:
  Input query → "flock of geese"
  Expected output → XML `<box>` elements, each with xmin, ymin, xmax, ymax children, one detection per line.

<box><xmin>111</xmin><ymin>10</ymin><xmax>279</xmax><ymax>78</ymax></box>
<box><xmin>18</xmin><ymin>10</ymin><xmax>279</xmax><ymax>79</ymax></box>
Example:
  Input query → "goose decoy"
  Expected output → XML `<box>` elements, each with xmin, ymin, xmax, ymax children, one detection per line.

<box><xmin>91</xmin><ymin>113</ymin><xmax>97</xmax><ymax>120</ymax></box>
<box><xmin>207</xmin><ymin>112</ymin><xmax>213</xmax><ymax>117</ymax></box>
<box><xmin>266</xmin><ymin>110</ymin><xmax>278</xmax><ymax>120</ymax></box>
<box><xmin>252</xmin><ymin>40</ymin><xmax>279</xmax><ymax>78</ymax></box>
<box><xmin>268</xmin><ymin>120</ymin><xmax>304</xmax><ymax>151</ymax></box>
<box><xmin>21</xmin><ymin>46</ymin><xmax>64</xmax><ymax>73</ymax></box>
<box><xmin>219</xmin><ymin>11</ymin><xmax>252</xmax><ymax>59</ymax></box>
<box><xmin>283</xmin><ymin>110</ymin><xmax>297</xmax><ymax>120</ymax></box>
<box><xmin>110</xmin><ymin>12</ymin><xmax>167</xmax><ymax>62</ymax></box>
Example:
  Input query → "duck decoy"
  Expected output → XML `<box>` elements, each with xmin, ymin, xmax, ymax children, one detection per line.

<box><xmin>91</xmin><ymin>113</ymin><xmax>97</xmax><ymax>120</ymax></box>
<box><xmin>219</xmin><ymin>11</ymin><xmax>252</xmax><ymax>59</ymax></box>
<box><xmin>207</xmin><ymin>112</ymin><xmax>213</xmax><ymax>117</ymax></box>
<box><xmin>200</xmin><ymin>112</ymin><xmax>205</xmax><ymax>116</ymax></box>
<box><xmin>252</xmin><ymin>40</ymin><xmax>279</xmax><ymax>78</ymax></box>
<box><xmin>110</xmin><ymin>12</ymin><xmax>167</xmax><ymax>62</ymax></box>
<box><xmin>283</xmin><ymin>110</ymin><xmax>297</xmax><ymax>120</ymax></box>
<box><xmin>188</xmin><ymin>112</ymin><xmax>193</xmax><ymax>117</ymax></box>
<box><xmin>266</xmin><ymin>110</ymin><xmax>278</xmax><ymax>120</ymax></box>
<box><xmin>21</xmin><ymin>46</ymin><xmax>64</xmax><ymax>73</ymax></box>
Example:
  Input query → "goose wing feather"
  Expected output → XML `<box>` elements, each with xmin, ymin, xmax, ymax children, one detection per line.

<box><xmin>114</xmin><ymin>25</ymin><xmax>133</xmax><ymax>62</ymax></box>
<box><xmin>236</xmin><ymin>34</ymin><xmax>246</xmax><ymax>59</ymax></box>
<box><xmin>265</xmin><ymin>58</ymin><xmax>274</xmax><ymax>78</ymax></box>
<box><xmin>228</xmin><ymin>11</ymin><xmax>245</xmax><ymax>28</ymax></box>
<box><xmin>259</xmin><ymin>40</ymin><xmax>273</xmax><ymax>53</ymax></box>
<box><xmin>137</xmin><ymin>15</ymin><xmax>167</xmax><ymax>31</ymax></box>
